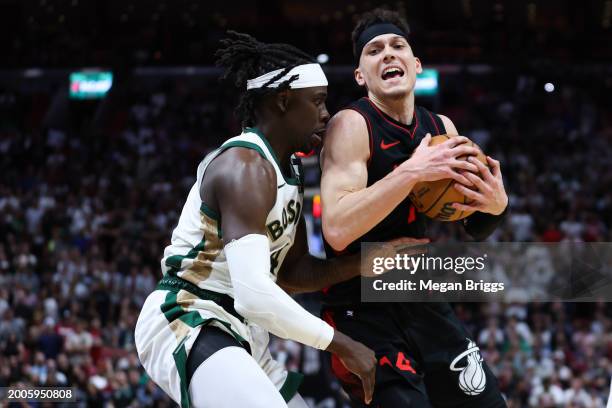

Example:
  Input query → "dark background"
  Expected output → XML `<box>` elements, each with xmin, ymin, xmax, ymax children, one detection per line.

<box><xmin>2</xmin><ymin>0</ymin><xmax>612</xmax><ymax>67</ymax></box>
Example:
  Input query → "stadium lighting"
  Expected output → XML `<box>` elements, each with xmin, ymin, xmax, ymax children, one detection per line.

<box><xmin>70</xmin><ymin>71</ymin><xmax>113</xmax><ymax>99</ymax></box>
<box><xmin>317</xmin><ymin>53</ymin><xmax>329</xmax><ymax>64</ymax></box>
<box><xmin>544</xmin><ymin>82</ymin><xmax>555</xmax><ymax>93</ymax></box>
<box><xmin>415</xmin><ymin>69</ymin><xmax>439</xmax><ymax>96</ymax></box>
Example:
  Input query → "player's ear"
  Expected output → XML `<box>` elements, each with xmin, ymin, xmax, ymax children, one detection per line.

<box><xmin>354</xmin><ymin>67</ymin><xmax>366</xmax><ymax>87</ymax></box>
<box><xmin>276</xmin><ymin>89</ymin><xmax>290</xmax><ymax>113</ymax></box>
<box><xmin>415</xmin><ymin>57</ymin><xmax>423</xmax><ymax>74</ymax></box>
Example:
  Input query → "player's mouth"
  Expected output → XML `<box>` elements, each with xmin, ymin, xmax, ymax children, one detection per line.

<box><xmin>381</xmin><ymin>66</ymin><xmax>405</xmax><ymax>81</ymax></box>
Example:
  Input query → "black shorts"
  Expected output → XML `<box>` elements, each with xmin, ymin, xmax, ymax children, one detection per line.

<box><xmin>322</xmin><ymin>303</ymin><xmax>507</xmax><ymax>408</ymax></box>
<box><xmin>185</xmin><ymin>325</ymin><xmax>245</xmax><ymax>386</ymax></box>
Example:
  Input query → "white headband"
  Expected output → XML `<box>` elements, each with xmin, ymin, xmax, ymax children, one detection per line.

<box><xmin>246</xmin><ymin>63</ymin><xmax>328</xmax><ymax>90</ymax></box>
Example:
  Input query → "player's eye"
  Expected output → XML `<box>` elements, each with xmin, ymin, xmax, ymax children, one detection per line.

<box><xmin>313</xmin><ymin>97</ymin><xmax>325</xmax><ymax>106</ymax></box>
<box><xmin>368</xmin><ymin>48</ymin><xmax>379</xmax><ymax>55</ymax></box>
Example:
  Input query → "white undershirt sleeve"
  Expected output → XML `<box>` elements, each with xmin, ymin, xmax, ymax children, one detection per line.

<box><xmin>224</xmin><ymin>234</ymin><xmax>334</xmax><ymax>350</ymax></box>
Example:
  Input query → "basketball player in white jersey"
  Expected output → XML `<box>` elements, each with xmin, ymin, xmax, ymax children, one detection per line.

<box><xmin>134</xmin><ymin>32</ymin><xmax>422</xmax><ymax>408</ymax></box>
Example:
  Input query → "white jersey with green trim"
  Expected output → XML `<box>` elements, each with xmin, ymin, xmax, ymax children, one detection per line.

<box><xmin>160</xmin><ymin>128</ymin><xmax>303</xmax><ymax>294</ymax></box>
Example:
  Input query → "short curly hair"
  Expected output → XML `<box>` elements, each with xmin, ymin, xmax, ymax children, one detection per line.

<box><xmin>351</xmin><ymin>8</ymin><xmax>411</xmax><ymax>58</ymax></box>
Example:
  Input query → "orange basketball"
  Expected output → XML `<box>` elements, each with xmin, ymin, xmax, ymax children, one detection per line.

<box><xmin>408</xmin><ymin>134</ymin><xmax>488</xmax><ymax>221</ymax></box>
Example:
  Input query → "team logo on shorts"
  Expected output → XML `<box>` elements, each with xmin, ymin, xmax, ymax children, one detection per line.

<box><xmin>449</xmin><ymin>338</ymin><xmax>486</xmax><ymax>396</ymax></box>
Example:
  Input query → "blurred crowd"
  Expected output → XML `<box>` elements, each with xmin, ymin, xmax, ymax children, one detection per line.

<box><xmin>0</xmin><ymin>68</ymin><xmax>611</xmax><ymax>407</ymax></box>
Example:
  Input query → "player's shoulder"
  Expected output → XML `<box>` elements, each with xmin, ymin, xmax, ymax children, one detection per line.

<box><xmin>208</xmin><ymin>146</ymin><xmax>277</xmax><ymax>195</ymax></box>
<box><xmin>435</xmin><ymin>114</ymin><xmax>457</xmax><ymax>134</ymax></box>
<box><xmin>332</xmin><ymin>107</ymin><xmax>367</xmax><ymax>123</ymax></box>
<box><xmin>434</xmin><ymin>112</ymin><xmax>451</xmax><ymax>123</ymax></box>
<box><xmin>322</xmin><ymin>109</ymin><xmax>370</xmax><ymax>163</ymax></box>
<box><xmin>327</xmin><ymin>109</ymin><xmax>368</xmax><ymax>139</ymax></box>
<box><xmin>217</xmin><ymin>144</ymin><xmax>270</xmax><ymax>164</ymax></box>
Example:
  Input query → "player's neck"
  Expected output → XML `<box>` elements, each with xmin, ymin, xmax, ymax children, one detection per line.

<box><xmin>368</xmin><ymin>92</ymin><xmax>415</xmax><ymax>125</ymax></box>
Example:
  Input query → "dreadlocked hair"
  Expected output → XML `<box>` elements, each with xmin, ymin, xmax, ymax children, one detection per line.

<box><xmin>215</xmin><ymin>31</ymin><xmax>316</xmax><ymax>127</ymax></box>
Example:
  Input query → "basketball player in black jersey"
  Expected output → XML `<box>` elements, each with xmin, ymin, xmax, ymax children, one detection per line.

<box><xmin>319</xmin><ymin>9</ymin><xmax>509</xmax><ymax>408</ymax></box>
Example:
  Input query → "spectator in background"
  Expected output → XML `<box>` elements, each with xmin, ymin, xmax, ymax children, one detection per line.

<box><xmin>479</xmin><ymin>317</ymin><xmax>505</xmax><ymax>348</ymax></box>
<box><xmin>37</xmin><ymin>316</ymin><xmax>63</xmax><ymax>359</ymax></box>
<box><xmin>64</xmin><ymin>319</ymin><xmax>93</xmax><ymax>365</ymax></box>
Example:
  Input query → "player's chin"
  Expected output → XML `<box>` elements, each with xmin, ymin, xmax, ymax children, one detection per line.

<box><xmin>296</xmin><ymin>133</ymin><xmax>322</xmax><ymax>156</ymax></box>
<box><xmin>308</xmin><ymin>130</ymin><xmax>324</xmax><ymax>148</ymax></box>
<box><xmin>382</xmin><ymin>85</ymin><xmax>411</xmax><ymax>99</ymax></box>
<box><xmin>378</xmin><ymin>79</ymin><xmax>411</xmax><ymax>94</ymax></box>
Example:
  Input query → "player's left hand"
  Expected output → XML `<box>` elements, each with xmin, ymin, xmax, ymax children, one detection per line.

<box><xmin>451</xmin><ymin>156</ymin><xmax>508</xmax><ymax>215</ymax></box>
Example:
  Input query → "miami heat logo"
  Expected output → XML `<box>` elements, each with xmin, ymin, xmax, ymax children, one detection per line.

<box><xmin>449</xmin><ymin>338</ymin><xmax>486</xmax><ymax>396</ymax></box>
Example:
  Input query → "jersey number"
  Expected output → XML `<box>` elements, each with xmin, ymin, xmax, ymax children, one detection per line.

<box><xmin>379</xmin><ymin>352</ymin><xmax>417</xmax><ymax>374</ymax></box>
<box><xmin>270</xmin><ymin>250</ymin><xmax>282</xmax><ymax>276</ymax></box>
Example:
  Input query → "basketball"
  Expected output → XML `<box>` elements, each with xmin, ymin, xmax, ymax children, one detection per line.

<box><xmin>408</xmin><ymin>134</ymin><xmax>488</xmax><ymax>222</ymax></box>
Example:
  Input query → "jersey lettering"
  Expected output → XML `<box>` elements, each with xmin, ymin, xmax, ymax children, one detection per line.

<box><xmin>295</xmin><ymin>202</ymin><xmax>302</xmax><ymax>222</ymax></box>
<box><xmin>438</xmin><ymin>202</ymin><xmax>457</xmax><ymax>221</ymax></box>
<box><xmin>287</xmin><ymin>200</ymin><xmax>296</xmax><ymax>223</ymax></box>
<box><xmin>266</xmin><ymin>200</ymin><xmax>302</xmax><ymax>242</ymax></box>
<box><xmin>267</xmin><ymin>220</ymin><xmax>283</xmax><ymax>241</ymax></box>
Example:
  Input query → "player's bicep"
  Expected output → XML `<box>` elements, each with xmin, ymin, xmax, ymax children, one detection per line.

<box><xmin>320</xmin><ymin>110</ymin><xmax>370</xmax><ymax>209</ymax></box>
<box><xmin>213</xmin><ymin>149</ymin><xmax>277</xmax><ymax>242</ymax></box>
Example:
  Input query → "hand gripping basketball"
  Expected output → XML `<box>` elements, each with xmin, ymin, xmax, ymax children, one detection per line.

<box><xmin>408</xmin><ymin>134</ymin><xmax>489</xmax><ymax>221</ymax></box>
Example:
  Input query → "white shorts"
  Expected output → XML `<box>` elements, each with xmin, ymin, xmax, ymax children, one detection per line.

<box><xmin>134</xmin><ymin>288</ymin><xmax>302</xmax><ymax>407</ymax></box>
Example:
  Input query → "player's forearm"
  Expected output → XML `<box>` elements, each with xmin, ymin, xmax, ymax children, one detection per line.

<box><xmin>226</xmin><ymin>234</ymin><xmax>334</xmax><ymax>350</ymax></box>
<box><xmin>277</xmin><ymin>253</ymin><xmax>360</xmax><ymax>294</ymax></box>
<box><xmin>324</xmin><ymin>169</ymin><xmax>418</xmax><ymax>250</ymax></box>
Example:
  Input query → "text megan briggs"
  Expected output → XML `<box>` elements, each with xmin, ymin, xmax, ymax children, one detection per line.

<box><xmin>372</xmin><ymin>279</ymin><xmax>505</xmax><ymax>293</ymax></box>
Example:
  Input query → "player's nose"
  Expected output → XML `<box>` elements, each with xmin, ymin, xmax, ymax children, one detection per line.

<box><xmin>320</xmin><ymin>104</ymin><xmax>330</xmax><ymax>124</ymax></box>
<box><xmin>382</xmin><ymin>45</ymin><xmax>397</xmax><ymax>61</ymax></box>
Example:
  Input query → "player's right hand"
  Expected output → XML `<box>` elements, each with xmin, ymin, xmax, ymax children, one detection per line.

<box><xmin>327</xmin><ymin>331</ymin><xmax>377</xmax><ymax>404</ymax></box>
<box><xmin>401</xmin><ymin>133</ymin><xmax>480</xmax><ymax>186</ymax></box>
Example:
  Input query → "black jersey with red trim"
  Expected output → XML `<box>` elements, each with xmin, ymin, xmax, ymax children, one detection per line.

<box><xmin>323</xmin><ymin>97</ymin><xmax>446</xmax><ymax>304</ymax></box>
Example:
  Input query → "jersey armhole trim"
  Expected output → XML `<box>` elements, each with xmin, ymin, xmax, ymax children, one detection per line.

<box><xmin>200</xmin><ymin>202</ymin><xmax>219</xmax><ymax>220</ymax></box>
<box><xmin>430</xmin><ymin>112</ymin><xmax>446</xmax><ymax>135</ymax></box>
<box><xmin>243</xmin><ymin>127</ymin><xmax>301</xmax><ymax>187</ymax></box>
<box><xmin>279</xmin><ymin>371</ymin><xmax>304</xmax><ymax>402</ymax></box>
<box><xmin>218</xmin><ymin>140</ymin><xmax>267</xmax><ymax>161</ymax></box>
<box><xmin>345</xmin><ymin>107</ymin><xmax>374</xmax><ymax>167</ymax></box>
<box><xmin>199</xmin><ymin>202</ymin><xmax>222</xmax><ymax>238</ymax></box>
